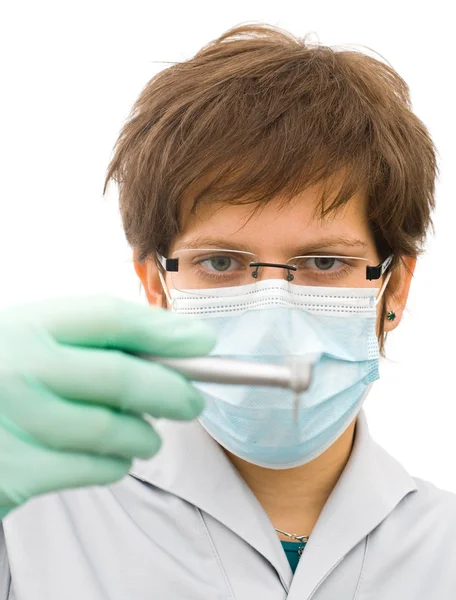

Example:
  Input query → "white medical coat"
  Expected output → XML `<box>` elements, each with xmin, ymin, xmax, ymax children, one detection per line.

<box><xmin>1</xmin><ymin>409</ymin><xmax>455</xmax><ymax>599</ymax></box>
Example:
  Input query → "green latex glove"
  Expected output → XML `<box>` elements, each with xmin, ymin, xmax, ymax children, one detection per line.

<box><xmin>0</xmin><ymin>295</ymin><xmax>216</xmax><ymax>520</ymax></box>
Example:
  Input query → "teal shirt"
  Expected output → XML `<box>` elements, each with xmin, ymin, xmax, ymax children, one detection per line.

<box><xmin>281</xmin><ymin>540</ymin><xmax>307</xmax><ymax>574</ymax></box>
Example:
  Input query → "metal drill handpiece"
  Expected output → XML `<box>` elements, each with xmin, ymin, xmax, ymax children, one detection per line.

<box><xmin>134</xmin><ymin>354</ymin><xmax>313</xmax><ymax>395</ymax></box>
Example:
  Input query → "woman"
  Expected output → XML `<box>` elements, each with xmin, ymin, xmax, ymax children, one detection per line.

<box><xmin>1</xmin><ymin>23</ymin><xmax>454</xmax><ymax>599</ymax></box>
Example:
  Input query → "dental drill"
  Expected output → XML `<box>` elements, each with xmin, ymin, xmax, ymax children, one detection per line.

<box><xmin>133</xmin><ymin>354</ymin><xmax>313</xmax><ymax>422</ymax></box>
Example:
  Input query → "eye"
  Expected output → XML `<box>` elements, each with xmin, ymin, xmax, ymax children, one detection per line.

<box><xmin>308</xmin><ymin>257</ymin><xmax>341</xmax><ymax>271</ymax></box>
<box><xmin>200</xmin><ymin>256</ymin><xmax>240</xmax><ymax>272</ymax></box>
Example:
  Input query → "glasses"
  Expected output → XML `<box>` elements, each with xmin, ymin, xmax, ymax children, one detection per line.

<box><xmin>156</xmin><ymin>248</ymin><xmax>394</xmax><ymax>296</ymax></box>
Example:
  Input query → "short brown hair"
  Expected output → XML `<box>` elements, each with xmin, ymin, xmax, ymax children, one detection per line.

<box><xmin>104</xmin><ymin>23</ymin><xmax>438</xmax><ymax>347</ymax></box>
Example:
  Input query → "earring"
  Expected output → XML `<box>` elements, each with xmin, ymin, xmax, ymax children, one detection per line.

<box><xmin>387</xmin><ymin>311</ymin><xmax>396</xmax><ymax>322</ymax></box>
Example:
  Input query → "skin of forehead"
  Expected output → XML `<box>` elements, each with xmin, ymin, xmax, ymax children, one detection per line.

<box><xmin>172</xmin><ymin>184</ymin><xmax>380</xmax><ymax>264</ymax></box>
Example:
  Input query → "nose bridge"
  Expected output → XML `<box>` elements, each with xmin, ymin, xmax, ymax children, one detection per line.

<box><xmin>256</xmin><ymin>263</ymin><xmax>289</xmax><ymax>282</ymax></box>
<box><xmin>262</xmin><ymin>265</ymin><xmax>285</xmax><ymax>280</ymax></box>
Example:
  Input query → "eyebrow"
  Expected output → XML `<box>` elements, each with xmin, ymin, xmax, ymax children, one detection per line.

<box><xmin>176</xmin><ymin>235</ymin><xmax>368</xmax><ymax>254</ymax></box>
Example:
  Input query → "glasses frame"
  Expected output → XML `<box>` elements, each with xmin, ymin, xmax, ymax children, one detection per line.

<box><xmin>156</xmin><ymin>249</ymin><xmax>394</xmax><ymax>282</ymax></box>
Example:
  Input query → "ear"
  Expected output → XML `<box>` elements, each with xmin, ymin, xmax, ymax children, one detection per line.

<box><xmin>133</xmin><ymin>249</ymin><xmax>164</xmax><ymax>307</ymax></box>
<box><xmin>383</xmin><ymin>256</ymin><xmax>416</xmax><ymax>333</ymax></box>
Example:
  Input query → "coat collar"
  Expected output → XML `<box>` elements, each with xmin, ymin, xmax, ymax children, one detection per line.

<box><xmin>129</xmin><ymin>410</ymin><xmax>417</xmax><ymax>595</ymax></box>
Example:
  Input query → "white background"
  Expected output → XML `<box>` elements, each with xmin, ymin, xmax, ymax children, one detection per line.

<box><xmin>1</xmin><ymin>1</ymin><xmax>455</xmax><ymax>490</ymax></box>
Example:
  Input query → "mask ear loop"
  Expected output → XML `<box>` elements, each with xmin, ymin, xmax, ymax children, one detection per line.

<box><xmin>157</xmin><ymin>268</ymin><xmax>173</xmax><ymax>307</ymax></box>
<box><xmin>374</xmin><ymin>271</ymin><xmax>392</xmax><ymax>306</ymax></box>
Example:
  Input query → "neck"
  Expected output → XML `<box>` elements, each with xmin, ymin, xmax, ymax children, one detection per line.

<box><xmin>226</xmin><ymin>419</ymin><xmax>357</xmax><ymax>539</ymax></box>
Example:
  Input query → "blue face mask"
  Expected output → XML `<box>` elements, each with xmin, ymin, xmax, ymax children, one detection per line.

<box><xmin>170</xmin><ymin>280</ymin><xmax>382</xmax><ymax>469</ymax></box>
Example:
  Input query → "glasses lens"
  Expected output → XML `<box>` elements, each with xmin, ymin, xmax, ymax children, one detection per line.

<box><xmin>287</xmin><ymin>256</ymin><xmax>373</xmax><ymax>288</ymax></box>
<box><xmin>165</xmin><ymin>250</ymin><xmax>379</xmax><ymax>295</ymax></box>
<box><xmin>168</xmin><ymin>249</ymin><xmax>259</xmax><ymax>295</ymax></box>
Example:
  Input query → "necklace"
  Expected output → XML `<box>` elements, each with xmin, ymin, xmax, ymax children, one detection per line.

<box><xmin>275</xmin><ymin>528</ymin><xmax>309</xmax><ymax>543</ymax></box>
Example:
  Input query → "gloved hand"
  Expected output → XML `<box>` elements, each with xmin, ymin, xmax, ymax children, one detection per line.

<box><xmin>0</xmin><ymin>295</ymin><xmax>216</xmax><ymax>520</ymax></box>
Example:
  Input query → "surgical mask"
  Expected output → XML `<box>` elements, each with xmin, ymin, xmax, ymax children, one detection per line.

<box><xmin>170</xmin><ymin>279</ymin><xmax>383</xmax><ymax>469</ymax></box>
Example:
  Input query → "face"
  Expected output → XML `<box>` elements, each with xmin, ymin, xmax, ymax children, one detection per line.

<box><xmin>135</xmin><ymin>182</ymin><xmax>415</xmax><ymax>337</ymax></box>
